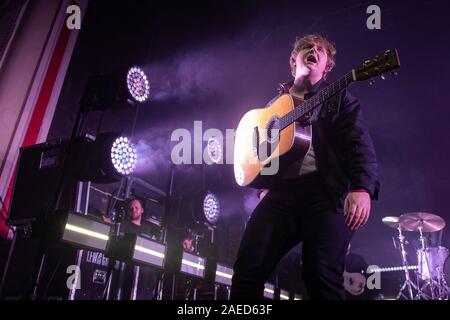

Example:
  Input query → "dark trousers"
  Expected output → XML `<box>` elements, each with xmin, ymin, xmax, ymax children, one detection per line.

<box><xmin>231</xmin><ymin>172</ymin><xmax>354</xmax><ymax>300</ymax></box>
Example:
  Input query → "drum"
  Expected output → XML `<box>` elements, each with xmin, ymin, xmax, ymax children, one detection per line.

<box><xmin>417</xmin><ymin>246</ymin><xmax>449</xmax><ymax>280</ymax></box>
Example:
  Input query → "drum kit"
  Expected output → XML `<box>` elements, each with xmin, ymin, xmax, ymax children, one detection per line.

<box><xmin>382</xmin><ymin>212</ymin><xmax>450</xmax><ymax>300</ymax></box>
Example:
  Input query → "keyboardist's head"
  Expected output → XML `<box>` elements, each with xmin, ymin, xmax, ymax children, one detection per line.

<box><xmin>126</xmin><ymin>197</ymin><xmax>145</xmax><ymax>225</ymax></box>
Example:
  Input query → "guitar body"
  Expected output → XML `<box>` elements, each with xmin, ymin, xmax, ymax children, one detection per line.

<box><xmin>233</xmin><ymin>94</ymin><xmax>312</xmax><ymax>188</ymax></box>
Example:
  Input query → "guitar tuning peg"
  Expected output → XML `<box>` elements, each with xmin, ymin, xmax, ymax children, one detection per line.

<box><xmin>392</xmin><ymin>71</ymin><xmax>398</xmax><ymax>76</ymax></box>
<box><xmin>380</xmin><ymin>74</ymin><xmax>386</xmax><ymax>80</ymax></box>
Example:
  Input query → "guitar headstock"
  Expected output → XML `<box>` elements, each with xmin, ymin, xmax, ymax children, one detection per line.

<box><xmin>353</xmin><ymin>49</ymin><xmax>400</xmax><ymax>82</ymax></box>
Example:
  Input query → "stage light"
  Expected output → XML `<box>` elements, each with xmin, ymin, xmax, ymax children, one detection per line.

<box><xmin>132</xmin><ymin>235</ymin><xmax>166</xmax><ymax>268</ymax></box>
<box><xmin>264</xmin><ymin>283</ymin><xmax>275</xmax><ymax>300</ymax></box>
<box><xmin>82</xmin><ymin>66</ymin><xmax>150</xmax><ymax>112</ymax></box>
<box><xmin>202</xmin><ymin>191</ymin><xmax>220</xmax><ymax>224</ymax></box>
<box><xmin>280</xmin><ymin>289</ymin><xmax>289</xmax><ymax>300</ymax></box>
<box><xmin>367</xmin><ymin>265</ymin><xmax>418</xmax><ymax>273</ymax></box>
<box><xmin>206</xmin><ymin>136</ymin><xmax>222</xmax><ymax>164</ymax></box>
<box><xmin>180</xmin><ymin>252</ymin><xmax>206</xmax><ymax>278</ymax></box>
<box><xmin>110</xmin><ymin>136</ymin><xmax>137</xmax><ymax>175</ymax></box>
<box><xmin>215</xmin><ymin>263</ymin><xmax>233</xmax><ymax>286</ymax></box>
<box><xmin>174</xmin><ymin>191</ymin><xmax>221</xmax><ymax>228</ymax></box>
<box><xmin>126</xmin><ymin>66</ymin><xmax>150</xmax><ymax>103</ymax></box>
<box><xmin>84</xmin><ymin>132</ymin><xmax>138</xmax><ymax>183</ymax></box>
<box><xmin>61</xmin><ymin>212</ymin><xmax>111</xmax><ymax>252</ymax></box>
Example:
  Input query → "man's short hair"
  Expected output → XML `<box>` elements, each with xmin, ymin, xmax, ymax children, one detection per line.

<box><xmin>290</xmin><ymin>34</ymin><xmax>337</xmax><ymax>78</ymax></box>
<box><xmin>126</xmin><ymin>196</ymin><xmax>145</xmax><ymax>211</ymax></box>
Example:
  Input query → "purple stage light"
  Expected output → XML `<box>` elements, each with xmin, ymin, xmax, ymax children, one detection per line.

<box><xmin>126</xmin><ymin>66</ymin><xmax>150</xmax><ymax>103</ymax></box>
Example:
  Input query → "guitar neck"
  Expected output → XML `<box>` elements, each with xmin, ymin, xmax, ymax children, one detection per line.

<box><xmin>280</xmin><ymin>71</ymin><xmax>354</xmax><ymax>130</ymax></box>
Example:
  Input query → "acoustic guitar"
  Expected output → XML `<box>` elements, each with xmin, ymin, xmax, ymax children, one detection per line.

<box><xmin>233</xmin><ymin>49</ymin><xmax>400</xmax><ymax>188</ymax></box>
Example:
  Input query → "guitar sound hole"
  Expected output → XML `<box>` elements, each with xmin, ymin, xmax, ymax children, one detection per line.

<box><xmin>257</xmin><ymin>117</ymin><xmax>280</xmax><ymax>162</ymax></box>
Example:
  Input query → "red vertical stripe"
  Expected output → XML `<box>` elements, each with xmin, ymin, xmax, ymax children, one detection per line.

<box><xmin>22</xmin><ymin>23</ymin><xmax>71</xmax><ymax>147</ymax></box>
<box><xmin>0</xmin><ymin>15</ymin><xmax>72</xmax><ymax>238</ymax></box>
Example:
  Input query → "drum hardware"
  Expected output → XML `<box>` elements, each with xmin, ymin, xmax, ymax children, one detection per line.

<box><xmin>414</xmin><ymin>225</ymin><xmax>436</xmax><ymax>299</ymax></box>
<box><xmin>383</xmin><ymin>213</ymin><xmax>450</xmax><ymax>300</ymax></box>
<box><xmin>396</xmin><ymin>225</ymin><xmax>417</xmax><ymax>299</ymax></box>
<box><xmin>398</xmin><ymin>212</ymin><xmax>448</xmax><ymax>300</ymax></box>
<box><xmin>416</xmin><ymin>246</ymin><xmax>450</xmax><ymax>299</ymax></box>
<box><xmin>382</xmin><ymin>216</ymin><xmax>417</xmax><ymax>299</ymax></box>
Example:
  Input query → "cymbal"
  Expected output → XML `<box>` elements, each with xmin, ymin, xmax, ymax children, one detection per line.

<box><xmin>399</xmin><ymin>212</ymin><xmax>446</xmax><ymax>233</ymax></box>
<box><xmin>382</xmin><ymin>216</ymin><xmax>400</xmax><ymax>229</ymax></box>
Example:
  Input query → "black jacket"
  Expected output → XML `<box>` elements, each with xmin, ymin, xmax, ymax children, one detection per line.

<box><xmin>276</xmin><ymin>79</ymin><xmax>380</xmax><ymax>210</ymax></box>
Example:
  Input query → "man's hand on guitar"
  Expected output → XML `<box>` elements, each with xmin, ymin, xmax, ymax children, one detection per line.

<box><xmin>344</xmin><ymin>191</ymin><xmax>371</xmax><ymax>230</ymax></box>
